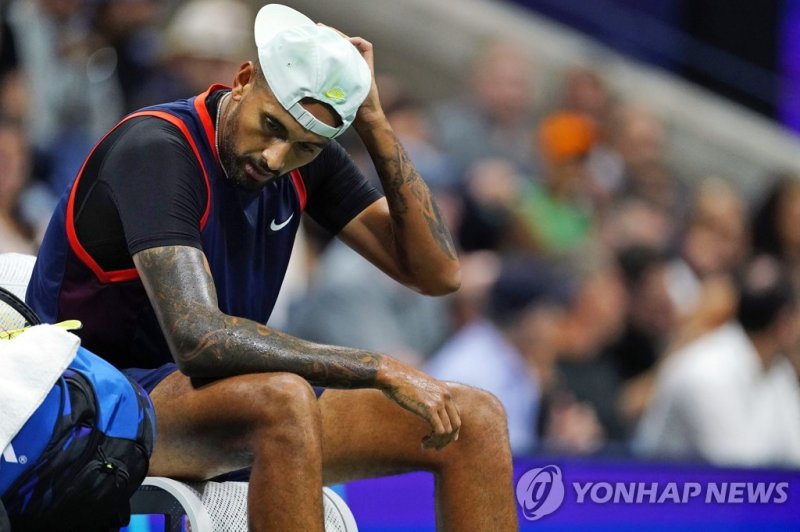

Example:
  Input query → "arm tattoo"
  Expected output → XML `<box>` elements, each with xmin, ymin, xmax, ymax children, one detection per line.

<box><xmin>135</xmin><ymin>246</ymin><xmax>381</xmax><ymax>387</ymax></box>
<box><xmin>375</xmin><ymin>142</ymin><xmax>457</xmax><ymax>261</ymax></box>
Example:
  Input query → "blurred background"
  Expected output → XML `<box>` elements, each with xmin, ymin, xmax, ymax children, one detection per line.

<box><xmin>2</xmin><ymin>0</ymin><xmax>800</xmax><ymax>528</ymax></box>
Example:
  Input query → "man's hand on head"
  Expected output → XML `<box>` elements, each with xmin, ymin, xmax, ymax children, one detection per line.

<box><xmin>319</xmin><ymin>24</ymin><xmax>385</xmax><ymax>128</ymax></box>
<box><xmin>347</xmin><ymin>36</ymin><xmax>386</xmax><ymax>128</ymax></box>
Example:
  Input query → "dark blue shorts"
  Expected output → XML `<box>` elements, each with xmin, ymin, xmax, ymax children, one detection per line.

<box><xmin>121</xmin><ymin>363</ymin><xmax>326</xmax><ymax>398</ymax></box>
<box><xmin>122</xmin><ymin>363</ymin><xmax>179</xmax><ymax>394</ymax></box>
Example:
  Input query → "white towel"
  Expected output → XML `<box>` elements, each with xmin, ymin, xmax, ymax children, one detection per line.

<box><xmin>0</xmin><ymin>325</ymin><xmax>79</xmax><ymax>452</ymax></box>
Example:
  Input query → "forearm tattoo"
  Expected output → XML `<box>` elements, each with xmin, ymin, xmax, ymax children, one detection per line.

<box><xmin>376</xmin><ymin>142</ymin><xmax>457</xmax><ymax>261</ymax></box>
<box><xmin>135</xmin><ymin>246</ymin><xmax>381</xmax><ymax>387</ymax></box>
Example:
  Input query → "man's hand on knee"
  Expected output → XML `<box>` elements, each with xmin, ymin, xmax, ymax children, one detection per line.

<box><xmin>377</xmin><ymin>359</ymin><xmax>461</xmax><ymax>450</ymax></box>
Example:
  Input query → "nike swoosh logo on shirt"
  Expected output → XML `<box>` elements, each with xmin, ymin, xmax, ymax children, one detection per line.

<box><xmin>270</xmin><ymin>213</ymin><xmax>294</xmax><ymax>231</ymax></box>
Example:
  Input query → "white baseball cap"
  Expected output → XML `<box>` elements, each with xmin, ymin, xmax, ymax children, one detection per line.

<box><xmin>254</xmin><ymin>4</ymin><xmax>372</xmax><ymax>139</ymax></box>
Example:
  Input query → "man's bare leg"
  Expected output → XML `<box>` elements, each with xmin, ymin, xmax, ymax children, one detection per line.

<box><xmin>147</xmin><ymin>371</ymin><xmax>325</xmax><ymax>532</ymax></box>
<box><xmin>319</xmin><ymin>384</ymin><xmax>518</xmax><ymax>531</ymax></box>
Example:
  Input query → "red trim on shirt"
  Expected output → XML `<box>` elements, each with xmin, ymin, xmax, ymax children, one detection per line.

<box><xmin>195</xmin><ymin>84</ymin><xmax>229</xmax><ymax>162</ymax></box>
<box><xmin>289</xmin><ymin>169</ymin><xmax>307</xmax><ymax>211</ymax></box>
<box><xmin>66</xmin><ymin>109</ymin><xmax>213</xmax><ymax>284</ymax></box>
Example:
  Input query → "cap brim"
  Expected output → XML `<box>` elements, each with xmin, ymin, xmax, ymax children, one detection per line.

<box><xmin>254</xmin><ymin>4</ymin><xmax>315</xmax><ymax>48</ymax></box>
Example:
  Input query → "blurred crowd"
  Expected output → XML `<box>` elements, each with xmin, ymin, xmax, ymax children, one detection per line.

<box><xmin>1</xmin><ymin>0</ymin><xmax>799</xmax><ymax>469</ymax></box>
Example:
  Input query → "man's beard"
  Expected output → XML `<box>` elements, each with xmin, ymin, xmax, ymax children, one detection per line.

<box><xmin>218</xmin><ymin>107</ymin><xmax>276</xmax><ymax>191</ymax></box>
<box><xmin>220</xmin><ymin>141</ymin><xmax>264</xmax><ymax>192</ymax></box>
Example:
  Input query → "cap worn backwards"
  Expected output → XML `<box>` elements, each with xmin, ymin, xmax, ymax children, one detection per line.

<box><xmin>254</xmin><ymin>4</ymin><xmax>372</xmax><ymax>139</ymax></box>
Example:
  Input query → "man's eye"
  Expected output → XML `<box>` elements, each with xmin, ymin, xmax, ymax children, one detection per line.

<box><xmin>264</xmin><ymin>118</ymin><xmax>279</xmax><ymax>131</ymax></box>
<box><xmin>299</xmin><ymin>143</ymin><xmax>317</xmax><ymax>154</ymax></box>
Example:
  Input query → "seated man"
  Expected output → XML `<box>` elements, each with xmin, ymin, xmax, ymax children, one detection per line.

<box><xmin>635</xmin><ymin>255</ymin><xmax>800</xmax><ymax>467</ymax></box>
<box><xmin>26</xmin><ymin>4</ymin><xmax>517</xmax><ymax>530</ymax></box>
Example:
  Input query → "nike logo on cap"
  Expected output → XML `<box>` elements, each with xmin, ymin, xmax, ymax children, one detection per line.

<box><xmin>270</xmin><ymin>213</ymin><xmax>294</xmax><ymax>231</ymax></box>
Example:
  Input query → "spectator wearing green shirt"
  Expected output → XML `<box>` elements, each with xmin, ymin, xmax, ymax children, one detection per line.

<box><xmin>517</xmin><ymin>111</ymin><xmax>598</xmax><ymax>254</ymax></box>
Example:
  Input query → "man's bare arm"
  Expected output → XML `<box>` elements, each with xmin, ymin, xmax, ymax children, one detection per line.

<box><xmin>133</xmin><ymin>245</ymin><xmax>460</xmax><ymax>448</ymax></box>
<box><xmin>337</xmin><ymin>36</ymin><xmax>460</xmax><ymax>296</ymax></box>
<box><xmin>340</xmin><ymin>136</ymin><xmax>459</xmax><ymax>295</ymax></box>
<box><xmin>134</xmin><ymin>245</ymin><xmax>380</xmax><ymax>386</ymax></box>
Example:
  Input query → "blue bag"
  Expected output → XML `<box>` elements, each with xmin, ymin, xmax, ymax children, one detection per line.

<box><xmin>0</xmin><ymin>287</ymin><xmax>155</xmax><ymax>531</ymax></box>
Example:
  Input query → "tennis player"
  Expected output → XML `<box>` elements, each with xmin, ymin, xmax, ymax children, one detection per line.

<box><xmin>26</xmin><ymin>4</ymin><xmax>517</xmax><ymax>530</ymax></box>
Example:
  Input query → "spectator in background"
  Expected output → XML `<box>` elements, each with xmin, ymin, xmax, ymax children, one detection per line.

<box><xmin>603</xmin><ymin>245</ymin><xmax>678</xmax><ymax>429</ymax></box>
<box><xmin>425</xmin><ymin>256</ymin><xmax>572</xmax><ymax>454</ymax></box>
<box><xmin>680</xmin><ymin>177</ymin><xmax>749</xmax><ymax>277</ymax></box>
<box><xmin>447</xmin><ymin>250</ymin><xmax>502</xmax><ymax>333</ymax></box>
<box><xmin>751</xmin><ymin>173</ymin><xmax>800</xmax><ymax>294</ymax></box>
<box><xmin>559</xmin><ymin>67</ymin><xmax>625</xmax><ymax>208</ymax></box>
<box><xmin>0</xmin><ymin>4</ymin><xmax>58</xmax><ymax>245</ymax></box>
<box><xmin>553</xmin><ymin>248</ymin><xmax>628</xmax><ymax>446</ymax></box>
<box><xmin>157</xmin><ymin>0</ymin><xmax>253</xmax><ymax>101</ymax></box>
<box><xmin>429</xmin><ymin>40</ymin><xmax>539</xmax><ymax>178</ymax></box>
<box><xmin>8</xmin><ymin>0</ymin><xmax>125</xmax><ymax>193</ymax></box>
<box><xmin>92</xmin><ymin>0</ymin><xmax>164</xmax><ymax>112</ymax></box>
<box><xmin>453</xmin><ymin>113</ymin><xmax>600</xmax><ymax>256</ymax></box>
<box><xmin>0</xmin><ymin>3</ymin><xmax>25</xmax><ymax>123</ymax></box>
<box><xmin>0</xmin><ymin>116</ymin><xmax>37</xmax><ymax>254</ymax></box>
<box><xmin>514</xmin><ymin>111</ymin><xmax>598</xmax><ymax>255</ymax></box>
<box><xmin>609</xmin><ymin>103</ymin><xmax>668</xmax><ymax>198</ymax></box>
<box><xmin>665</xmin><ymin>177</ymin><xmax>747</xmax><ymax>333</ymax></box>
<box><xmin>750</xmin><ymin>175</ymin><xmax>800</xmax><ymax>384</ymax></box>
<box><xmin>602</xmin><ymin>103</ymin><xmax>689</xmax><ymax>221</ymax></box>
<box><xmin>599</xmin><ymin>195</ymin><xmax>674</xmax><ymax>253</ymax></box>
<box><xmin>609</xmin><ymin>246</ymin><xmax>677</xmax><ymax>383</ymax></box>
<box><xmin>456</xmin><ymin>157</ymin><xmax>526</xmax><ymax>252</ymax></box>
<box><xmin>561</xmin><ymin>66</ymin><xmax>613</xmax><ymax>124</ymax></box>
<box><xmin>635</xmin><ymin>255</ymin><xmax>800</xmax><ymax>467</ymax></box>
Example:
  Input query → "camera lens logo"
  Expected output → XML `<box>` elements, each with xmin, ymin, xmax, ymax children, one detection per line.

<box><xmin>516</xmin><ymin>465</ymin><xmax>565</xmax><ymax>521</ymax></box>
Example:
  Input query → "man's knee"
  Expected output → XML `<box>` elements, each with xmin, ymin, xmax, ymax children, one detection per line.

<box><xmin>250</xmin><ymin>372</ymin><xmax>320</xmax><ymax>427</ymax></box>
<box><xmin>451</xmin><ymin>383</ymin><xmax>510</xmax><ymax>443</ymax></box>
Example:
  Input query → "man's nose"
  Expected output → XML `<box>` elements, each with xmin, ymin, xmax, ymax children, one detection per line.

<box><xmin>262</xmin><ymin>141</ymin><xmax>292</xmax><ymax>174</ymax></box>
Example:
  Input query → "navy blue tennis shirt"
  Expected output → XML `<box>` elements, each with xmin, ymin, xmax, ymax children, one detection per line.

<box><xmin>27</xmin><ymin>85</ymin><xmax>381</xmax><ymax>371</ymax></box>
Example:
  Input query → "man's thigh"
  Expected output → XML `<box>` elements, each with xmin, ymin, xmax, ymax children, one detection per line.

<box><xmin>146</xmin><ymin>370</ymin><xmax>317</xmax><ymax>480</ymax></box>
<box><xmin>318</xmin><ymin>387</ymin><xmax>464</xmax><ymax>485</ymax></box>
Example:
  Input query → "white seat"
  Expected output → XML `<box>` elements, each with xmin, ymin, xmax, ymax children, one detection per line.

<box><xmin>129</xmin><ymin>477</ymin><xmax>214</xmax><ymax>532</ymax></box>
<box><xmin>130</xmin><ymin>478</ymin><xmax>358</xmax><ymax>532</ymax></box>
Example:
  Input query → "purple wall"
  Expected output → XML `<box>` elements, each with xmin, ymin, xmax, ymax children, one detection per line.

<box><xmin>345</xmin><ymin>457</ymin><xmax>800</xmax><ymax>531</ymax></box>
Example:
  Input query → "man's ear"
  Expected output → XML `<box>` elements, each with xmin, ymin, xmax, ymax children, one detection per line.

<box><xmin>231</xmin><ymin>61</ymin><xmax>256</xmax><ymax>100</ymax></box>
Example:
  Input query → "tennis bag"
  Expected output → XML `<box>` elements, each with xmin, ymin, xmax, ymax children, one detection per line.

<box><xmin>0</xmin><ymin>287</ymin><xmax>155</xmax><ymax>531</ymax></box>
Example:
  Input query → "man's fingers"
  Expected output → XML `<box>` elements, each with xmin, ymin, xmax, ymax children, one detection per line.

<box><xmin>445</xmin><ymin>400</ymin><xmax>461</xmax><ymax>440</ymax></box>
<box><xmin>316</xmin><ymin>24</ymin><xmax>372</xmax><ymax>54</ymax></box>
<box><xmin>428</xmin><ymin>407</ymin><xmax>446</xmax><ymax>436</ymax></box>
<box><xmin>347</xmin><ymin>36</ymin><xmax>372</xmax><ymax>53</ymax></box>
<box><xmin>439</xmin><ymin>406</ymin><xmax>453</xmax><ymax>434</ymax></box>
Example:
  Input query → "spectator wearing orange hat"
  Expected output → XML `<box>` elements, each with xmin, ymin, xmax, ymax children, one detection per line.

<box><xmin>514</xmin><ymin>111</ymin><xmax>598</xmax><ymax>255</ymax></box>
